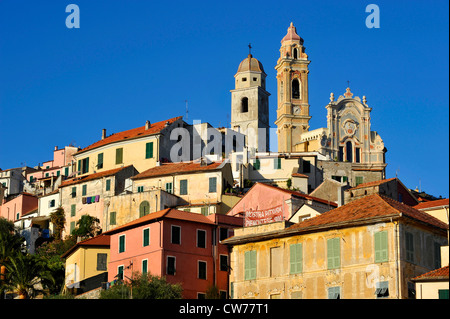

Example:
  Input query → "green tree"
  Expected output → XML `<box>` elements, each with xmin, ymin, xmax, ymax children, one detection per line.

<box><xmin>72</xmin><ymin>214</ymin><xmax>102</xmax><ymax>239</ymax></box>
<box><xmin>49</xmin><ymin>207</ymin><xmax>66</xmax><ymax>240</ymax></box>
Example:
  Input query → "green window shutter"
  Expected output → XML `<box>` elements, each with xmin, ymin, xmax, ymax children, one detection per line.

<box><xmin>82</xmin><ymin>184</ymin><xmax>87</xmax><ymax>196</ymax></box>
<box><xmin>375</xmin><ymin>231</ymin><xmax>388</xmax><ymax>263</ymax></box>
<box><xmin>245</xmin><ymin>251</ymin><xmax>250</xmax><ymax>280</ymax></box>
<box><xmin>143</xmin><ymin>228</ymin><xmax>150</xmax><ymax>247</ymax></box>
<box><xmin>165</xmin><ymin>183</ymin><xmax>172</xmax><ymax>194</ymax></box>
<box><xmin>139</xmin><ymin>201</ymin><xmax>150</xmax><ymax>217</ymax></box>
<box><xmin>209</xmin><ymin>177</ymin><xmax>217</xmax><ymax>193</ymax></box>
<box><xmin>83</xmin><ymin>157</ymin><xmax>89</xmax><ymax>174</ymax></box>
<box><xmin>201</xmin><ymin>207</ymin><xmax>208</xmax><ymax>216</ymax></box>
<box><xmin>327</xmin><ymin>238</ymin><xmax>340</xmax><ymax>269</ymax></box>
<box><xmin>274</xmin><ymin>158</ymin><xmax>281</xmax><ymax>169</ymax></box>
<box><xmin>65</xmin><ymin>167</ymin><xmax>69</xmax><ymax>176</ymax></box>
<box><xmin>106</xmin><ymin>179</ymin><xmax>111</xmax><ymax>191</ymax></box>
<box><xmin>110</xmin><ymin>211</ymin><xmax>116</xmax><ymax>225</ymax></box>
<box><xmin>145</xmin><ymin>142</ymin><xmax>154</xmax><ymax>159</ymax></box>
<box><xmin>290</xmin><ymin>243</ymin><xmax>303</xmax><ymax>274</ymax></box>
<box><xmin>328</xmin><ymin>286</ymin><xmax>340</xmax><ymax>299</ymax></box>
<box><xmin>180</xmin><ymin>180</ymin><xmax>188</xmax><ymax>195</ymax></box>
<box><xmin>119</xmin><ymin>235</ymin><xmax>125</xmax><ymax>253</ymax></box>
<box><xmin>253</xmin><ymin>159</ymin><xmax>260</xmax><ymax>170</ymax></box>
<box><xmin>72</xmin><ymin>186</ymin><xmax>76</xmax><ymax>198</ymax></box>
<box><xmin>71</xmin><ymin>204</ymin><xmax>76</xmax><ymax>217</ymax></box>
<box><xmin>78</xmin><ymin>160</ymin><xmax>82</xmax><ymax>174</ymax></box>
<box><xmin>116</xmin><ymin>148</ymin><xmax>123</xmax><ymax>164</ymax></box>
<box><xmin>355</xmin><ymin>176</ymin><xmax>364</xmax><ymax>186</ymax></box>
<box><xmin>439</xmin><ymin>289</ymin><xmax>449</xmax><ymax>299</ymax></box>
<box><xmin>70</xmin><ymin>221</ymin><xmax>75</xmax><ymax>234</ymax></box>
<box><xmin>98</xmin><ymin>153</ymin><xmax>103</xmax><ymax>169</ymax></box>
<box><xmin>250</xmin><ymin>250</ymin><xmax>257</xmax><ymax>280</ymax></box>
<box><xmin>142</xmin><ymin>260</ymin><xmax>148</xmax><ymax>274</ymax></box>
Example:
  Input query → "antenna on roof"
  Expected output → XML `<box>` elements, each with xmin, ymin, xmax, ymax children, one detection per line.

<box><xmin>185</xmin><ymin>100</ymin><xmax>189</xmax><ymax>122</ymax></box>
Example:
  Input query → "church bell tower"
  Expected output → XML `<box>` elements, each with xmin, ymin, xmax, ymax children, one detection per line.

<box><xmin>275</xmin><ymin>23</ymin><xmax>311</xmax><ymax>153</ymax></box>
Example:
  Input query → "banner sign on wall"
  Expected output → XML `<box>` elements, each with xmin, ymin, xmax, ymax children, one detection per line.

<box><xmin>244</xmin><ymin>205</ymin><xmax>283</xmax><ymax>227</ymax></box>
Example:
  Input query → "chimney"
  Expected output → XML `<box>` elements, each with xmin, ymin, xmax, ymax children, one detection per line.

<box><xmin>145</xmin><ymin>120</ymin><xmax>150</xmax><ymax>130</ymax></box>
<box><xmin>54</xmin><ymin>146</ymin><xmax>58</xmax><ymax>151</ymax></box>
<box><xmin>102</xmin><ymin>129</ymin><xmax>106</xmax><ymax>140</ymax></box>
<box><xmin>337</xmin><ymin>186</ymin><xmax>344</xmax><ymax>207</ymax></box>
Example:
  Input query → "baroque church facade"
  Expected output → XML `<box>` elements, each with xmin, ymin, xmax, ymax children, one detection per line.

<box><xmin>230</xmin><ymin>22</ymin><xmax>387</xmax><ymax>188</ymax></box>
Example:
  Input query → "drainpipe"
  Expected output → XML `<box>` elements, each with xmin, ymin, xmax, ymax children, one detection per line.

<box><xmin>392</xmin><ymin>217</ymin><xmax>401</xmax><ymax>299</ymax></box>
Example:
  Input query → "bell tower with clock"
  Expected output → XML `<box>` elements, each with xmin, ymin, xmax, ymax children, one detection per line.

<box><xmin>275</xmin><ymin>22</ymin><xmax>311</xmax><ymax>153</ymax></box>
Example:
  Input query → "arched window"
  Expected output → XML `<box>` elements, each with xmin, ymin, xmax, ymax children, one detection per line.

<box><xmin>293</xmin><ymin>48</ymin><xmax>298</xmax><ymax>59</ymax></box>
<box><xmin>139</xmin><ymin>201</ymin><xmax>150</xmax><ymax>217</ymax></box>
<box><xmin>346</xmin><ymin>141</ymin><xmax>353</xmax><ymax>162</ymax></box>
<box><xmin>241</xmin><ymin>97</ymin><xmax>248</xmax><ymax>113</ymax></box>
<box><xmin>292</xmin><ymin>79</ymin><xmax>300</xmax><ymax>99</ymax></box>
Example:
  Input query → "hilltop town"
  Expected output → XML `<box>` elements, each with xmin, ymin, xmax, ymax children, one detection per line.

<box><xmin>0</xmin><ymin>23</ymin><xmax>448</xmax><ymax>300</ymax></box>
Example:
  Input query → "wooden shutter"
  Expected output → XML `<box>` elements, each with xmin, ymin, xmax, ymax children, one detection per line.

<box><xmin>244</xmin><ymin>251</ymin><xmax>250</xmax><ymax>280</ymax></box>
<box><xmin>71</xmin><ymin>204</ymin><xmax>76</xmax><ymax>217</ymax></box>
<box><xmin>290</xmin><ymin>243</ymin><xmax>302</xmax><ymax>274</ymax></box>
<box><xmin>146</xmin><ymin>142</ymin><xmax>153</xmax><ymax>159</ymax></box>
<box><xmin>209</xmin><ymin>177</ymin><xmax>217</xmax><ymax>193</ymax></box>
<box><xmin>328</xmin><ymin>238</ymin><xmax>340</xmax><ymax>269</ymax></box>
<box><xmin>98</xmin><ymin>153</ymin><xmax>103</xmax><ymax>169</ymax></box>
<box><xmin>119</xmin><ymin>235</ymin><xmax>125</xmax><ymax>253</ymax></box>
<box><xmin>110</xmin><ymin>211</ymin><xmax>116</xmax><ymax>225</ymax></box>
<box><xmin>143</xmin><ymin>228</ymin><xmax>150</xmax><ymax>247</ymax></box>
<box><xmin>116</xmin><ymin>148</ymin><xmax>123</xmax><ymax>164</ymax></box>
<box><xmin>180</xmin><ymin>180</ymin><xmax>188</xmax><ymax>195</ymax></box>
<box><xmin>374</xmin><ymin>231</ymin><xmax>388</xmax><ymax>262</ymax></box>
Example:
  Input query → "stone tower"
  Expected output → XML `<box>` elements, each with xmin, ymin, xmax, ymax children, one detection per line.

<box><xmin>275</xmin><ymin>22</ymin><xmax>311</xmax><ymax>153</ymax></box>
<box><xmin>230</xmin><ymin>52</ymin><xmax>270</xmax><ymax>152</ymax></box>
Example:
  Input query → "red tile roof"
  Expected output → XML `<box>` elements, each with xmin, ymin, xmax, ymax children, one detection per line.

<box><xmin>288</xmin><ymin>194</ymin><xmax>448</xmax><ymax>232</ymax></box>
<box><xmin>103</xmin><ymin>208</ymin><xmax>215</xmax><ymax>235</ymax></box>
<box><xmin>62</xmin><ymin>234</ymin><xmax>111</xmax><ymax>258</ymax></box>
<box><xmin>132</xmin><ymin>161</ymin><xmax>225</xmax><ymax>180</ymax></box>
<box><xmin>348</xmin><ymin>177</ymin><xmax>397</xmax><ymax>190</ymax></box>
<box><xmin>414</xmin><ymin>198</ymin><xmax>449</xmax><ymax>210</ymax></box>
<box><xmin>59</xmin><ymin>165</ymin><xmax>133</xmax><ymax>188</ymax></box>
<box><xmin>75</xmin><ymin>116</ymin><xmax>182</xmax><ymax>155</ymax></box>
<box><xmin>412</xmin><ymin>266</ymin><xmax>449</xmax><ymax>281</ymax></box>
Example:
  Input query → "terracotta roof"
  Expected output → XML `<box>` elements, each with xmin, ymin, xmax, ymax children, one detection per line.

<box><xmin>414</xmin><ymin>198</ymin><xmax>449</xmax><ymax>210</ymax></box>
<box><xmin>281</xmin><ymin>22</ymin><xmax>302</xmax><ymax>42</ymax></box>
<box><xmin>348</xmin><ymin>177</ymin><xmax>397</xmax><ymax>190</ymax></box>
<box><xmin>288</xmin><ymin>194</ymin><xmax>448</xmax><ymax>232</ymax></box>
<box><xmin>59</xmin><ymin>165</ymin><xmax>133</xmax><ymax>188</ymax></box>
<box><xmin>412</xmin><ymin>266</ymin><xmax>449</xmax><ymax>281</ymax></box>
<box><xmin>75</xmin><ymin>116</ymin><xmax>182</xmax><ymax>155</ymax></box>
<box><xmin>62</xmin><ymin>234</ymin><xmax>111</xmax><ymax>258</ymax></box>
<box><xmin>292</xmin><ymin>173</ymin><xmax>308</xmax><ymax>178</ymax></box>
<box><xmin>132</xmin><ymin>161</ymin><xmax>225</xmax><ymax>180</ymax></box>
<box><xmin>103</xmin><ymin>208</ymin><xmax>215</xmax><ymax>235</ymax></box>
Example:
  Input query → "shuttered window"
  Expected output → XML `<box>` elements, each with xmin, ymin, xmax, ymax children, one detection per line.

<box><xmin>145</xmin><ymin>142</ymin><xmax>154</xmax><ymax>159</ymax></box>
<box><xmin>374</xmin><ymin>231</ymin><xmax>388</xmax><ymax>263</ymax></box>
<box><xmin>328</xmin><ymin>286</ymin><xmax>341</xmax><ymax>299</ymax></box>
<box><xmin>115</xmin><ymin>148</ymin><xmax>123</xmax><ymax>164</ymax></box>
<box><xmin>142</xmin><ymin>259</ymin><xmax>148</xmax><ymax>274</ymax></box>
<box><xmin>97</xmin><ymin>153</ymin><xmax>103</xmax><ymax>169</ymax></box>
<box><xmin>106</xmin><ymin>179</ymin><xmax>111</xmax><ymax>191</ymax></box>
<box><xmin>71</xmin><ymin>187</ymin><xmax>77</xmax><ymax>198</ymax></box>
<box><xmin>97</xmin><ymin>253</ymin><xmax>107</xmax><ymax>271</ymax></box>
<box><xmin>110</xmin><ymin>211</ymin><xmax>116</xmax><ymax>225</ymax></box>
<box><xmin>139</xmin><ymin>201</ymin><xmax>150</xmax><ymax>217</ymax></box>
<box><xmin>290</xmin><ymin>243</ymin><xmax>303</xmax><ymax>274</ymax></box>
<box><xmin>274</xmin><ymin>158</ymin><xmax>281</xmax><ymax>170</ymax></box>
<box><xmin>167</xmin><ymin>256</ymin><xmax>176</xmax><ymax>275</ymax></box>
<box><xmin>209</xmin><ymin>177</ymin><xmax>217</xmax><ymax>193</ymax></box>
<box><xmin>180</xmin><ymin>179</ymin><xmax>188</xmax><ymax>195</ymax></box>
<box><xmin>406</xmin><ymin>232</ymin><xmax>414</xmax><ymax>262</ymax></box>
<box><xmin>119</xmin><ymin>235</ymin><xmax>125</xmax><ymax>253</ymax></box>
<box><xmin>253</xmin><ymin>159</ymin><xmax>260</xmax><ymax>170</ymax></box>
<box><xmin>327</xmin><ymin>238</ymin><xmax>341</xmax><ymax>269</ymax></box>
<box><xmin>82</xmin><ymin>184</ymin><xmax>87</xmax><ymax>196</ymax></box>
<box><xmin>143</xmin><ymin>228</ymin><xmax>150</xmax><ymax>247</ymax></box>
<box><xmin>71</xmin><ymin>204</ymin><xmax>76</xmax><ymax>217</ymax></box>
<box><xmin>244</xmin><ymin>250</ymin><xmax>257</xmax><ymax>280</ymax></box>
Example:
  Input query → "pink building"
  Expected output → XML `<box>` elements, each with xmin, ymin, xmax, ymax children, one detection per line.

<box><xmin>104</xmin><ymin>208</ymin><xmax>243</xmax><ymax>299</ymax></box>
<box><xmin>0</xmin><ymin>192</ymin><xmax>38</xmax><ymax>222</ymax></box>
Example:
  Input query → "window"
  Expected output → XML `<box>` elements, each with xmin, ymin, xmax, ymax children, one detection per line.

<box><xmin>171</xmin><ymin>225</ymin><xmax>181</xmax><ymax>244</ymax></box>
<box><xmin>198</xmin><ymin>261</ymin><xmax>207</xmax><ymax>280</ymax></box>
<box><xmin>201</xmin><ymin>206</ymin><xmax>208</xmax><ymax>216</ymax></box>
<box><xmin>79</xmin><ymin>157</ymin><xmax>89</xmax><ymax>174</ymax></box>
<box><xmin>219</xmin><ymin>228</ymin><xmax>229</xmax><ymax>241</ymax></box>
<box><xmin>253</xmin><ymin>159</ymin><xmax>260</xmax><ymax>170</ymax></box>
<box><xmin>65</xmin><ymin>167</ymin><xmax>69</xmax><ymax>176</ymax></box>
<box><xmin>45</xmin><ymin>173</ymin><xmax>49</xmax><ymax>177</ymax></box>
<box><xmin>97</xmin><ymin>253</ymin><xmax>107</xmax><ymax>271</ymax></box>
<box><xmin>302</xmin><ymin>160</ymin><xmax>310</xmax><ymax>173</ymax></box>
<box><xmin>338</xmin><ymin>146</ymin><xmax>344</xmax><ymax>162</ymax></box>
<box><xmin>110</xmin><ymin>211</ymin><xmax>116</xmax><ymax>225</ymax></box>
<box><xmin>355</xmin><ymin>176</ymin><xmax>364</xmax><ymax>186</ymax></box>
<box><xmin>374</xmin><ymin>231</ymin><xmax>388</xmax><ymax>263</ymax></box>
<box><xmin>106</xmin><ymin>179</ymin><xmax>111</xmax><ymax>191</ymax></box>
<box><xmin>165</xmin><ymin>182</ymin><xmax>173</xmax><ymax>194</ymax></box>
<box><xmin>242</xmin><ymin>77</ymin><xmax>247</xmax><ymax>82</ymax></box>
<box><xmin>82</xmin><ymin>184</ymin><xmax>87</xmax><ymax>196</ymax></box>
<box><xmin>327</xmin><ymin>238</ymin><xmax>341</xmax><ymax>269</ymax></box>
<box><xmin>270</xmin><ymin>247</ymin><xmax>282</xmax><ymax>277</ymax></box>
<box><xmin>71</xmin><ymin>187</ymin><xmax>77</xmax><ymax>198</ymax></box>
<box><xmin>145</xmin><ymin>142</ymin><xmax>154</xmax><ymax>159</ymax></box>
<box><xmin>434</xmin><ymin>242</ymin><xmax>442</xmax><ymax>269</ymax></box>
<box><xmin>355</xmin><ymin>147</ymin><xmax>360</xmax><ymax>163</ymax></box>
<box><xmin>328</xmin><ymin>286</ymin><xmax>341</xmax><ymax>299</ymax></box>
<box><xmin>115</xmin><ymin>148</ymin><xmax>123</xmax><ymax>164</ymax></box>
<box><xmin>179</xmin><ymin>179</ymin><xmax>188</xmax><ymax>195</ymax></box>
<box><xmin>220</xmin><ymin>255</ymin><xmax>228</xmax><ymax>271</ymax></box>
<box><xmin>117</xmin><ymin>266</ymin><xmax>124</xmax><ymax>280</ymax></box>
<box><xmin>244</xmin><ymin>250</ymin><xmax>257</xmax><ymax>280</ymax></box>
<box><xmin>143</xmin><ymin>228</ymin><xmax>150</xmax><ymax>247</ymax></box>
<box><xmin>70</xmin><ymin>221</ymin><xmax>75</xmax><ymax>234</ymax></box>
<box><xmin>208</xmin><ymin>177</ymin><xmax>217</xmax><ymax>193</ymax></box>
<box><xmin>405</xmin><ymin>232</ymin><xmax>414</xmax><ymax>263</ymax></box>
<box><xmin>274</xmin><ymin>158</ymin><xmax>281</xmax><ymax>170</ymax></box>
<box><xmin>292</xmin><ymin>79</ymin><xmax>300</xmax><ymax>99</ymax></box>
<box><xmin>49</xmin><ymin>199</ymin><xmax>56</xmax><ymax>208</ymax></box>
<box><xmin>139</xmin><ymin>201</ymin><xmax>150</xmax><ymax>217</ymax></box>
<box><xmin>119</xmin><ymin>235</ymin><xmax>126</xmax><ymax>253</ymax></box>
<box><xmin>241</xmin><ymin>97</ymin><xmax>248</xmax><ymax>113</ymax></box>
<box><xmin>290</xmin><ymin>243</ymin><xmax>303</xmax><ymax>274</ymax></box>
<box><xmin>57</xmin><ymin>171</ymin><xmax>60</xmax><ymax>177</ymax></box>
<box><xmin>375</xmin><ymin>281</ymin><xmax>389</xmax><ymax>298</ymax></box>
<box><xmin>142</xmin><ymin>259</ymin><xmax>148</xmax><ymax>274</ymax></box>
<box><xmin>197</xmin><ymin>229</ymin><xmax>206</xmax><ymax>248</ymax></box>
<box><xmin>167</xmin><ymin>256</ymin><xmax>176</xmax><ymax>275</ymax></box>
<box><xmin>293</xmin><ymin>48</ymin><xmax>298</xmax><ymax>59</ymax></box>
<box><xmin>253</xmin><ymin>77</ymin><xmax>257</xmax><ymax>81</ymax></box>
<box><xmin>346</xmin><ymin>141</ymin><xmax>353</xmax><ymax>162</ymax></box>
<box><xmin>439</xmin><ymin>289</ymin><xmax>449</xmax><ymax>299</ymax></box>
<box><xmin>71</xmin><ymin>204</ymin><xmax>76</xmax><ymax>217</ymax></box>
<box><xmin>97</xmin><ymin>153</ymin><xmax>104</xmax><ymax>169</ymax></box>
<box><xmin>137</xmin><ymin>186</ymin><xmax>144</xmax><ymax>193</ymax></box>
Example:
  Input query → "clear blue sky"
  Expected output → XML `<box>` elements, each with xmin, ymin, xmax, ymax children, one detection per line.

<box><xmin>0</xmin><ymin>0</ymin><xmax>448</xmax><ymax>197</ymax></box>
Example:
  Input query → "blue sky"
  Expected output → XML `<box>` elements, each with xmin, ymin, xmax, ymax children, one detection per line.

<box><xmin>0</xmin><ymin>0</ymin><xmax>448</xmax><ymax>197</ymax></box>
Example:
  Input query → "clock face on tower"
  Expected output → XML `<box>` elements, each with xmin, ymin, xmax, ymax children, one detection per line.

<box><xmin>293</xmin><ymin>106</ymin><xmax>301</xmax><ymax>115</ymax></box>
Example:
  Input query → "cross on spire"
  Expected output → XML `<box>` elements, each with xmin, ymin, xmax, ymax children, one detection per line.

<box><xmin>248</xmin><ymin>43</ymin><xmax>252</xmax><ymax>55</ymax></box>
<box><xmin>347</xmin><ymin>80</ymin><xmax>350</xmax><ymax>88</ymax></box>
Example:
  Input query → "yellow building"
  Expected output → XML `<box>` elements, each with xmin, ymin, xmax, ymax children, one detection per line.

<box><xmin>223</xmin><ymin>194</ymin><xmax>448</xmax><ymax>299</ymax></box>
<box><xmin>62</xmin><ymin>234</ymin><xmax>110</xmax><ymax>295</ymax></box>
<box><xmin>73</xmin><ymin>116</ymin><xmax>184</xmax><ymax>176</ymax></box>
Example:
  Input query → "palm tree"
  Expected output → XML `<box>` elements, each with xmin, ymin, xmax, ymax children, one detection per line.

<box><xmin>4</xmin><ymin>253</ymin><xmax>54</xmax><ymax>299</ymax></box>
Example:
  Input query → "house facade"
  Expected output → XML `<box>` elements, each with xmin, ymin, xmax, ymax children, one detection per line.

<box><xmin>223</xmin><ymin>194</ymin><xmax>448</xmax><ymax>299</ymax></box>
<box><xmin>104</xmin><ymin>208</ymin><xmax>243</xmax><ymax>299</ymax></box>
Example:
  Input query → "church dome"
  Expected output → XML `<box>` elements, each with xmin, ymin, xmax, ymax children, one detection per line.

<box><xmin>237</xmin><ymin>54</ymin><xmax>265</xmax><ymax>74</ymax></box>
<box><xmin>281</xmin><ymin>22</ymin><xmax>303</xmax><ymax>44</ymax></box>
